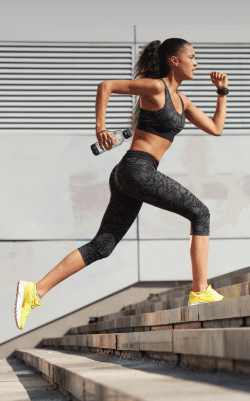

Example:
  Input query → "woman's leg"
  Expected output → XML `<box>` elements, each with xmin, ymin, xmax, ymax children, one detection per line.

<box><xmin>143</xmin><ymin>171</ymin><xmax>210</xmax><ymax>292</ymax></box>
<box><xmin>37</xmin><ymin>152</ymin><xmax>210</xmax><ymax>299</ymax></box>
<box><xmin>114</xmin><ymin>154</ymin><xmax>210</xmax><ymax>293</ymax></box>
<box><xmin>36</xmin><ymin>249</ymin><xmax>85</xmax><ymax>299</ymax></box>
<box><xmin>190</xmin><ymin>235</ymin><xmax>209</xmax><ymax>292</ymax></box>
<box><xmin>36</xmin><ymin>164</ymin><xmax>143</xmax><ymax>300</ymax></box>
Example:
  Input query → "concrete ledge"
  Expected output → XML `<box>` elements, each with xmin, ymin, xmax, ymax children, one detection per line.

<box><xmin>77</xmin><ymin>289</ymin><xmax>250</xmax><ymax>335</ymax></box>
<box><xmin>117</xmin><ymin>332</ymin><xmax>140</xmax><ymax>351</ymax></box>
<box><xmin>16</xmin><ymin>349</ymin><xmax>250</xmax><ymax>401</ymax></box>
<box><xmin>88</xmin><ymin>334</ymin><xmax>116</xmax><ymax>349</ymax></box>
<box><xmin>43</xmin><ymin>327</ymin><xmax>250</xmax><ymax>365</ymax></box>
<box><xmin>0</xmin><ymin>358</ymin><xmax>70</xmax><ymax>401</ymax></box>
<box><xmin>140</xmin><ymin>330</ymin><xmax>172</xmax><ymax>352</ymax></box>
<box><xmin>100</xmin><ymin>270</ymin><xmax>250</xmax><ymax>321</ymax></box>
<box><xmin>15</xmin><ymin>343</ymin><xmax>250</xmax><ymax>401</ymax></box>
<box><xmin>16</xmin><ymin>349</ymin><xmax>143</xmax><ymax>401</ymax></box>
<box><xmin>71</xmin><ymin>295</ymin><xmax>250</xmax><ymax>336</ymax></box>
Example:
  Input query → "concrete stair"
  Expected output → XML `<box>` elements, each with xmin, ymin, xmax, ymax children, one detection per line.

<box><xmin>89</xmin><ymin>267</ymin><xmax>250</xmax><ymax>323</ymax></box>
<box><xmin>15</xmin><ymin>348</ymin><xmax>250</xmax><ymax>401</ymax></box>
<box><xmin>0</xmin><ymin>358</ymin><xmax>71</xmax><ymax>400</ymax></box>
<box><xmin>70</xmin><ymin>281</ymin><xmax>250</xmax><ymax>335</ymax></box>
<box><xmin>14</xmin><ymin>266</ymin><xmax>250</xmax><ymax>400</ymax></box>
<box><xmin>43</xmin><ymin>293</ymin><xmax>250</xmax><ymax>373</ymax></box>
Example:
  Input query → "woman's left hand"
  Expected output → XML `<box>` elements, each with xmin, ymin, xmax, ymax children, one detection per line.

<box><xmin>209</xmin><ymin>71</ymin><xmax>228</xmax><ymax>89</ymax></box>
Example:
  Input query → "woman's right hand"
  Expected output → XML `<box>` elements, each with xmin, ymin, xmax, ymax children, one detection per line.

<box><xmin>96</xmin><ymin>130</ymin><xmax>116</xmax><ymax>151</ymax></box>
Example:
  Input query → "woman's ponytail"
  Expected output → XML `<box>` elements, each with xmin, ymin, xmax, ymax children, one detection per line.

<box><xmin>135</xmin><ymin>40</ymin><xmax>162</xmax><ymax>79</ymax></box>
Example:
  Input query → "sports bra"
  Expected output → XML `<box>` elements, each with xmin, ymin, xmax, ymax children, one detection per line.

<box><xmin>136</xmin><ymin>78</ymin><xmax>186</xmax><ymax>142</ymax></box>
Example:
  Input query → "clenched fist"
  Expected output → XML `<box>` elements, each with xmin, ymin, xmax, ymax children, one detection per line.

<box><xmin>96</xmin><ymin>130</ymin><xmax>116</xmax><ymax>151</ymax></box>
<box><xmin>209</xmin><ymin>71</ymin><xmax>228</xmax><ymax>89</ymax></box>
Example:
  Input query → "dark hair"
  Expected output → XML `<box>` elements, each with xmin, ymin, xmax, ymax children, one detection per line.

<box><xmin>128</xmin><ymin>38</ymin><xmax>191</xmax><ymax>136</ymax></box>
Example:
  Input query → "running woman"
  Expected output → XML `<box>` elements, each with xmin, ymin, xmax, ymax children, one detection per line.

<box><xmin>15</xmin><ymin>38</ymin><xmax>229</xmax><ymax>330</ymax></box>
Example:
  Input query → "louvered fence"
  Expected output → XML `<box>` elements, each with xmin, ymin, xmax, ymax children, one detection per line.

<box><xmin>0</xmin><ymin>42</ymin><xmax>249</xmax><ymax>133</ymax></box>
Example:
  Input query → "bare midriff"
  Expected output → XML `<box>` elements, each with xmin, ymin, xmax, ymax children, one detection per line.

<box><xmin>129</xmin><ymin>129</ymin><xmax>173</xmax><ymax>164</ymax></box>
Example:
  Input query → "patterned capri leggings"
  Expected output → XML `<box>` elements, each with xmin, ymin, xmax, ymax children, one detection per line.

<box><xmin>78</xmin><ymin>150</ymin><xmax>210</xmax><ymax>266</ymax></box>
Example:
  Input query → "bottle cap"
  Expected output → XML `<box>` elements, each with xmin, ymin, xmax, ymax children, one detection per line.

<box><xmin>91</xmin><ymin>143</ymin><xmax>99</xmax><ymax>156</ymax></box>
<box><xmin>122</xmin><ymin>129</ymin><xmax>133</xmax><ymax>139</ymax></box>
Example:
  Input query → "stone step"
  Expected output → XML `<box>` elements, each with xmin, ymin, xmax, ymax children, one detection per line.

<box><xmin>92</xmin><ymin>269</ymin><xmax>250</xmax><ymax>323</ymax></box>
<box><xmin>127</xmin><ymin>269</ymin><xmax>250</xmax><ymax>311</ymax></box>
<box><xmin>0</xmin><ymin>357</ymin><xmax>70</xmax><ymax>400</ymax></box>
<box><xmin>42</xmin><ymin>326</ymin><xmax>250</xmax><ymax>375</ymax></box>
<box><xmin>70</xmin><ymin>286</ymin><xmax>250</xmax><ymax>335</ymax></box>
<box><xmin>15</xmin><ymin>348</ymin><xmax>250</xmax><ymax>400</ymax></box>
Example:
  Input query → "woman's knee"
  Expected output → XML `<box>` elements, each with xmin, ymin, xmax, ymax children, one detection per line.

<box><xmin>201</xmin><ymin>205</ymin><xmax>210</xmax><ymax>218</ymax></box>
<box><xmin>78</xmin><ymin>232</ymin><xmax>117</xmax><ymax>266</ymax></box>
<box><xmin>91</xmin><ymin>232</ymin><xmax>117</xmax><ymax>258</ymax></box>
<box><xmin>190</xmin><ymin>204</ymin><xmax>210</xmax><ymax>236</ymax></box>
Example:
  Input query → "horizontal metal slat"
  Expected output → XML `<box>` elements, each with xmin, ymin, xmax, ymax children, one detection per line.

<box><xmin>10</xmin><ymin>115</ymin><xmax>249</xmax><ymax>121</ymax></box>
<box><xmin>1</xmin><ymin>128</ymin><xmax>248</xmax><ymax>134</ymax></box>
<box><xmin>0</xmin><ymin>102</ymin><xmax>132</xmax><ymax>107</ymax></box>
<box><xmin>185</xmin><ymin>122</ymin><xmax>250</xmax><ymax>128</ymax></box>
<box><xmin>180</xmin><ymin>96</ymin><xmax>250</xmax><ymax>101</ymax></box>
<box><xmin>0</xmin><ymin>83</ymin><xmax>249</xmax><ymax>89</ymax></box>
<box><xmin>0</xmin><ymin>69</ymin><xmax>132</xmax><ymax>74</ymax></box>
<box><xmin>0</xmin><ymin>95</ymin><xmax>132</xmax><ymax>100</ymax></box>
<box><xmin>0</xmin><ymin>74</ymin><xmax>133</xmax><ymax>79</ymax></box>
<box><xmin>3</xmin><ymin>121</ymin><xmax>247</xmax><ymax>125</ymax></box>
<box><xmin>0</xmin><ymin>112</ymin><xmax>131</xmax><ymax>117</ymax></box>
<box><xmin>0</xmin><ymin>125</ymin><xmax>248</xmax><ymax>130</ymax></box>
<box><xmin>0</xmin><ymin>47</ymin><xmax>133</xmax><ymax>53</ymax></box>
<box><xmin>0</xmin><ymin>91</ymin><xmax>249</xmax><ymax>97</ymax></box>
<box><xmin>1</xmin><ymin>107</ymin><xmax>249</xmax><ymax>112</ymax></box>
<box><xmin>0</xmin><ymin>112</ymin><xmax>131</xmax><ymax>118</ymax></box>
<box><xmin>0</xmin><ymin>123</ymin><xmax>131</xmax><ymax>128</ymax></box>
<box><xmin>0</xmin><ymin>90</ymin><xmax>132</xmax><ymax>95</ymax></box>
<box><xmin>0</xmin><ymin>65</ymin><xmax>131</xmax><ymax>72</ymax></box>
<box><xmin>0</xmin><ymin>56</ymin><xmax>133</xmax><ymax>61</ymax></box>
<box><xmin>0</xmin><ymin>79</ymin><xmax>127</xmax><ymax>85</ymax></box>
<box><xmin>138</xmin><ymin>45</ymin><xmax>250</xmax><ymax>52</ymax></box>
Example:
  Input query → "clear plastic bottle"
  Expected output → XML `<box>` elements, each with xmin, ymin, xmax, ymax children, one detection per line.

<box><xmin>91</xmin><ymin>129</ymin><xmax>132</xmax><ymax>156</ymax></box>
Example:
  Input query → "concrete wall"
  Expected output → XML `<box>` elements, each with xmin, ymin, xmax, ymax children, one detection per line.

<box><xmin>0</xmin><ymin>5</ymin><xmax>250</xmax><ymax>345</ymax></box>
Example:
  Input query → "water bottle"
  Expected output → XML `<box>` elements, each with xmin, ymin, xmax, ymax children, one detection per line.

<box><xmin>91</xmin><ymin>129</ymin><xmax>133</xmax><ymax>156</ymax></box>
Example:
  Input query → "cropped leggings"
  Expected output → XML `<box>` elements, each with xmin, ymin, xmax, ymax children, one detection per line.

<box><xmin>78</xmin><ymin>150</ymin><xmax>210</xmax><ymax>266</ymax></box>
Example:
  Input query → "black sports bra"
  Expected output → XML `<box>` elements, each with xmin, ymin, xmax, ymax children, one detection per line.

<box><xmin>136</xmin><ymin>78</ymin><xmax>186</xmax><ymax>142</ymax></box>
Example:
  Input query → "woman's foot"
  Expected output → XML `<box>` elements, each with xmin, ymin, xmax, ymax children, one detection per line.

<box><xmin>188</xmin><ymin>284</ymin><xmax>229</xmax><ymax>306</ymax></box>
<box><xmin>14</xmin><ymin>281</ymin><xmax>41</xmax><ymax>330</ymax></box>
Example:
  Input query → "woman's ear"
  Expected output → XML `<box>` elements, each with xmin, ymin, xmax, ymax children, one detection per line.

<box><xmin>160</xmin><ymin>42</ymin><xmax>163</xmax><ymax>45</ymax></box>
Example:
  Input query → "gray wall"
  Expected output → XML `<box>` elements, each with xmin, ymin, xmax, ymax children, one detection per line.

<box><xmin>1</xmin><ymin>17</ymin><xmax>250</xmax><ymax>344</ymax></box>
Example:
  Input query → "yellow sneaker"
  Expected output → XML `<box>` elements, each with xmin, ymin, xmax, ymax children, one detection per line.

<box><xmin>188</xmin><ymin>284</ymin><xmax>229</xmax><ymax>306</ymax></box>
<box><xmin>14</xmin><ymin>281</ymin><xmax>41</xmax><ymax>330</ymax></box>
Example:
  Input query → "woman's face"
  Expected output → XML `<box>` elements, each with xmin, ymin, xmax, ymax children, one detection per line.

<box><xmin>173</xmin><ymin>44</ymin><xmax>198</xmax><ymax>80</ymax></box>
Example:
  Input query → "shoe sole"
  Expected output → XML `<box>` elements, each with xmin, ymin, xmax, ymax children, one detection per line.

<box><xmin>14</xmin><ymin>281</ymin><xmax>24</xmax><ymax>330</ymax></box>
<box><xmin>188</xmin><ymin>302</ymin><xmax>207</xmax><ymax>306</ymax></box>
<box><xmin>188</xmin><ymin>298</ymin><xmax>227</xmax><ymax>306</ymax></box>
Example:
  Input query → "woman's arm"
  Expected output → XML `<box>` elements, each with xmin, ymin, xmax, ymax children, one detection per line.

<box><xmin>95</xmin><ymin>79</ymin><xmax>162</xmax><ymax>151</ymax></box>
<box><xmin>95</xmin><ymin>78</ymin><xmax>161</xmax><ymax>130</ymax></box>
<box><xmin>212</xmin><ymin>93</ymin><xmax>227</xmax><ymax>136</ymax></box>
<box><xmin>181</xmin><ymin>71</ymin><xmax>228</xmax><ymax>136</ymax></box>
<box><xmin>183</xmin><ymin>93</ymin><xmax>227</xmax><ymax>136</ymax></box>
<box><xmin>94</xmin><ymin>82</ymin><xmax>114</xmax><ymax>152</ymax></box>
